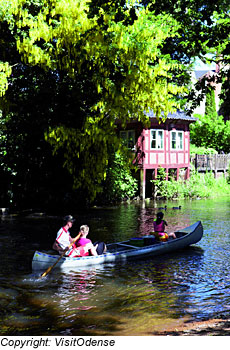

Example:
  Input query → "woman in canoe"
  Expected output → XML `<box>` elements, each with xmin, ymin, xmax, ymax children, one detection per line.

<box><xmin>153</xmin><ymin>212</ymin><xmax>176</xmax><ymax>241</ymax></box>
<box><xmin>75</xmin><ymin>225</ymin><xmax>107</xmax><ymax>256</ymax></box>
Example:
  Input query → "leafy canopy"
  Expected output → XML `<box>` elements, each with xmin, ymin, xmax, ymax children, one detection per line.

<box><xmin>190</xmin><ymin>114</ymin><xmax>230</xmax><ymax>153</ymax></box>
<box><xmin>11</xmin><ymin>0</ymin><xmax>185</xmax><ymax>118</ymax></box>
<box><xmin>0</xmin><ymin>0</ymin><xmax>188</xmax><ymax>200</ymax></box>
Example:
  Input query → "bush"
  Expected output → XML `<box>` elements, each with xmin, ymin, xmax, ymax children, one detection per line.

<box><xmin>101</xmin><ymin>150</ymin><xmax>138</xmax><ymax>203</ymax></box>
<box><xmin>190</xmin><ymin>114</ymin><xmax>230</xmax><ymax>153</ymax></box>
<box><xmin>151</xmin><ymin>168</ymin><xmax>230</xmax><ymax>199</ymax></box>
<box><xmin>190</xmin><ymin>144</ymin><xmax>217</xmax><ymax>155</ymax></box>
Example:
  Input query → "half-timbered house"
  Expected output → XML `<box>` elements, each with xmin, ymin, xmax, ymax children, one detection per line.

<box><xmin>118</xmin><ymin>111</ymin><xmax>196</xmax><ymax>199</ymax></box>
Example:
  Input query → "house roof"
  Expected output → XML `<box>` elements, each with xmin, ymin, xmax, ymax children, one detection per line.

<box><xmin>146</xmin><ymin>110</ymin><xmax>197</xmax><ymax>122</ymax></box>
<box><xmin>195</xmin><ymin>69</ymin><xmax>216</xmax><ymax>80</ymax></box>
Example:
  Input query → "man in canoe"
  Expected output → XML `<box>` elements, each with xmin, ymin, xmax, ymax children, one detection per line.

<box><xmin>53</xmin><ymin>215</ymin><xmax>83</xmax><ymax>257</ymax></box>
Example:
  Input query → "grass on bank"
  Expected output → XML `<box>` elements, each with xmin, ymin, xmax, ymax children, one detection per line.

<box><xmin>152</xmin><ymin>170</ymin><xmax>230</xmax><ymax>200</ymax></box>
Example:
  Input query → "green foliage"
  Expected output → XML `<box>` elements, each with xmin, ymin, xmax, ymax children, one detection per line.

<box><xmin>1</xmin><ymin>0</ymin><xmax>187</xmax><ymax>201</ymax></box>
<box><xmin>0</xmin><ymin>65</ymin><xmax>87</xmax><ymax>209</ymax></box>
<box><xmin>151</xmin><ymin>168</ymin><xmax>230</xmax><ymax>200</ymax></box>
<box><xmin>0</xmin><ymin>62</ymin><xmax>11</xmax><ymax>96</ymax></box>
<box><xmin>46</xmin><ymin>123</ymin><xmax>121</xmax><ymax>201</ymax></box>
<box><xmin>11</xmin><ymin>0</ymin><xmax>185</xmax><ymax>119</ymax></box>
<box><xmin>190</xmin><ymin>144</ymin><xmax>217</xmax><ymax>155</ymax></box>
<box><xmin>205</xmin><ymin>87</ymin><xmax>217</xmax><ymax>117</ymax></box>
<box><xmin>150</xmin><ymin>167</ymin><xmax>167</xmax><ymax>198</ymax></box>
<box><xmin>101</xmin><ymin>150</ymin><xmax>138</xmax><ymax>203</ymax></box>
<box><xmin>0</xmin><ymin>0</ymin><xmax>229</xmax><ymax>207</ymax></box>
<box><xmin>146</xmin><ymin>0</ymin><xmax>230</xmax><ymax>117</ymax></box>
<box><xmin>190</xmin><ymin>114</ymin><xmax>230</xmax><ymax>153</ymax></box>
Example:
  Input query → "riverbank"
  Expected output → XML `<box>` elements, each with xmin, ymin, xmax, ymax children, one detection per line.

<box><xmin>153</xmin><ymin>170</ymin><xmax>230</xmax><ymax>201</ymax></box>
<box><xmin>153</xmin><ymin>316</ymin><xmax>230</xmax><ymax>336</ymax></box>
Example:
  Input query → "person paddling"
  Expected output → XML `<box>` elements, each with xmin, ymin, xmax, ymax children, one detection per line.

<box><xmin>53</xmin><ymin>215</ymin><xmax>82</xmax><ymax>257</ymax></box>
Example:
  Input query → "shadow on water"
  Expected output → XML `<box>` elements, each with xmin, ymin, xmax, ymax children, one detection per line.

<box><xmin>0</xmin><ymin>270</ymin><xmax>124</xmax><ymax>336</ymax></box>
<box><xmin>0</xmin><ymin>246</ymin><xmax>205</xmax><ymax>336</ymax></box>
<box><xmin>2</xmin><ymin>198</ymin><xmax>230</xmax><ymax>335</ymax></box>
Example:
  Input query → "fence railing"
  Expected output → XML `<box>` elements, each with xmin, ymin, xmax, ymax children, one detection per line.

<box><xmin>191</xmin><ymin>154</ymin><xmax>230</xmax><ymax>177</ymax></box>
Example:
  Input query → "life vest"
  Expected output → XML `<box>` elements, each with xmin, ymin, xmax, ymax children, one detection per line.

<box><xmin>152</xmin><ymin>232</ymin><xmax>169</xmax><ymax>242</ymax></box>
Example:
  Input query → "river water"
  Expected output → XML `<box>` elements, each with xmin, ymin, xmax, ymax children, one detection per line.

<box><xmin>1</xmin><ymin>197</ymin><xmax>230</xmax><ymax>336</ymax></box>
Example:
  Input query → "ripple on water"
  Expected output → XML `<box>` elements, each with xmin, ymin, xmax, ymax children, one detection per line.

<box><xmin>1</xmin><ymin>199</ymin><xmax>230</xmax><ymax>334</ymax></box>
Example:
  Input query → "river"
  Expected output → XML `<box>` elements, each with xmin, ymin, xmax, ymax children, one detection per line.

<box><xmin>1</xmin><ymin>197</ymin><xmax>230</xmax><ymax>336</ymax></box>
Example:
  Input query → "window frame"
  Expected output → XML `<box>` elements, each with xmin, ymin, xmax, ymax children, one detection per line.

<box><xmin>150</xmin><ymin>129</ymin><xmax>164</xmax><ymax>150</ymax></box>
<box><xmin>120</xmin><ymin>130</ymin><xmax>136</xmax><ymax>150</ymax></box>
<box><xmin>170</xmin><ymin>130</ymin><xmax>184</xmax><ymax>150</ymax></box>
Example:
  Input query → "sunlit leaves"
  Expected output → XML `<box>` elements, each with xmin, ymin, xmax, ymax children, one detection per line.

<box><xmin>0</xmin><ymin>62</ymin><xmax>11</xmax><ymax>96</ymax></box>
<box><xmin>46</xmin><ymin>123</ymin><xmax>120</xmax><ymax>200</ymax></box>
<box><xmin>0</xmin><ymin>0</ymin><xmax>188</xmax><ymax>200</ymax></box>
<box><xmin>10</xmin><ymin>0</ymin><xmax>186</xmax><ymax>119</ymax></box>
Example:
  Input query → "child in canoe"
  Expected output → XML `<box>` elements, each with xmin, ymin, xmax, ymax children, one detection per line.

<box><xmin>152</xmin><ymin>212</ymin><xmax>176</xmax><ymax>241</ymax></box>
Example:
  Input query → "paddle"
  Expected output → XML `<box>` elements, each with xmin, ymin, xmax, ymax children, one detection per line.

<box><xmin>40</xmin><ymin>232</ymin><xmax>81</xmax><ymax>278</ymax></box>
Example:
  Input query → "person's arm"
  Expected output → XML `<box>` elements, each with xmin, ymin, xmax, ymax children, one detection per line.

<box><xmin>86</xmin><ymin>239</ymin><xmax>98</xmax><ymax>256</ymax></box>
<box><xmin>70</xmin><ymin>232</ymin><xmax>81</xmax><ymax>244</ymax></box>
<box><xmin>80</xmin><ymin>242</ymin><xmax>98</xmax><ymax>256</ymax></box>
<box><xmin>89</xmin><ymin>244</ymin><xmax>98</xmax><ymax>256</ymax></box>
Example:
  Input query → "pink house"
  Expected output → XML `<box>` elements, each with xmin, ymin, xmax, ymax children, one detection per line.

<box><xmin>119</xmin><ymin>111</ymin><xmax>196</xmax><ymax>199</ymax></box>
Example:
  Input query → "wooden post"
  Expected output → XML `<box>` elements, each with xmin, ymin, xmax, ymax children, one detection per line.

<box><xmin>185</xmin><ymin>167</ymin><xmax>190</xmax><ymax>180</ymax></box>
<box><xmin>195</xmin><ymin>154</ymin><xmax>198</xmax><ymax>170</ymax></box>
<box><xmin>214</xmin><ymin>154</ymin><xmax>217</xmax><ymax>178</ymax></box>
<box><xmin>140</xmin><ymin>168</ymin><xmax>146</xmax><ymax>200</ymax></box>
<box><xmin>165</xmin><ymin>167</ymin><xmax>169</xmax><ymax>181</ymax></box>
<box><xmin>176</xmin><ymin>168</ymin><xmax>180</xmax><ymax>181</ymax></box>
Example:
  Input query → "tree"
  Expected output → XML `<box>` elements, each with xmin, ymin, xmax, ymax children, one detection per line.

<box><xmin>0</xmin><ymin>64</ymin><xmax>82</xmax><ymax>209</ymax></box>
<box><xmin>0</xmin><ymin>0</ymin><xmax>187</xmax><ymax>201</ymax></box>
<box><xmin>1</xmin><ymin>0</ymin><xmax>228</xmax><ymax>204</ymax></box>
<box><xmin>142</xmin><ymin>0</ymin><xmax>230</xmax><ymax>116</ymax></box>
<box><xmin>205</xmin><ymin>87</ymin><xmax>217</xmax><ymax>118</ymax></box>
<box><xmin>190</xmin><ymin>114</ymin><xmax>230</xmax><ymax>153</ymax></box>
<box><xmin>101</xmin><ymin>149</ymin><xmax>138</xmax><ymax>203</ymax></box>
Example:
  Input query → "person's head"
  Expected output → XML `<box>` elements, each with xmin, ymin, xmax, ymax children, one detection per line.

<box><xmin>63</xmin><ymin>215</ymin><xmax>75</xmax><ymax>228</ymax></box>
<box><xmin>156</xmin><ymin>212</ymin><xmax>164</xmax><ymax>220</ymax></box>
<box><xmin>80</xmin><ymin>224</ymin><xmax>89</xmax><ymax>237</ymax></box>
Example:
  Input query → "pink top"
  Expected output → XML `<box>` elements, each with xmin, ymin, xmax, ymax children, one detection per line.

<box><xmin>153</xmin><ymin>220</ymin><xmax>165</xmax><ymax>233</ymax></box>
<box><xmin>76</xmin><ymin>237</ymin><xmax>91</xmax><ymax>247</ymax></box>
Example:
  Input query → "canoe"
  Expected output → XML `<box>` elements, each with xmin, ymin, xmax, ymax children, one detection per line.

<box><xmin>32</xmin><ymin>221</ymin><xmax>203</xmax><ymax>271</ymax></box>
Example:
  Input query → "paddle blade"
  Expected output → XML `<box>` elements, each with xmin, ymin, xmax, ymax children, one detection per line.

<box><xmin>40</xmin><ymin>268</ymin><xmax>51</xmax><ymax>278</ymax></box>
<box><xmin>40</xmin><ymin>232</ymin><xmax>81</xmax><ymax>278</ymax></box>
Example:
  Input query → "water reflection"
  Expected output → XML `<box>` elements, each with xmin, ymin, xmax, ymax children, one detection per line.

<box><xmin>1</xmin><ymin>198</ymin><xmax>230</xmax><ymax>335</ymax></box>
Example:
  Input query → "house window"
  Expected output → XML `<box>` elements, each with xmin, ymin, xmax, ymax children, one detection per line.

<box><xmin>171</xmin><ymin>131</ymin><xmax>183</xmax><ymax>150</ymax></box>
<box><xmin>120</xmin><ymin>130</ymin><xmax>135</xmax><ymax>150</ymax></box>
<box><xmin>150</xmin><ymin>129</ymin><xmax>164</xmax><ymax>150</ymax></box>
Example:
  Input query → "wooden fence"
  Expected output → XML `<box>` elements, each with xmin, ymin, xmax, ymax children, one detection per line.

<box><xmin>191</xmin><ymin>154</ymin><xmax>230</xmax><ymax>177</ymax></box>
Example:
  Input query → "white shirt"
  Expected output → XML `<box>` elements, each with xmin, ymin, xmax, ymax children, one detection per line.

<box><xmin>56</xmin><ymin>227</ymin><xmax>71</xmax><ymax>250</ymax></box>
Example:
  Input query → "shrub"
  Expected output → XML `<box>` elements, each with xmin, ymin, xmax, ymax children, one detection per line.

<box><xmin>101</xmin><ymin>150</ymin><xmax>138</xmax><ymax>203</ymax></box>
<box><xmin>190</xmin><ymin>114</ymin><xmax>230</xmax><ymax>153</ymax></box>
<box><xmin>190</xmin><ymin>144</ymin><xmax>217</xmax><ymax>155</ymax></box>
<box><xmin>151</xmin><ymin>168</ymin><xmax>230</xmax><ymax>199</ymax></box>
